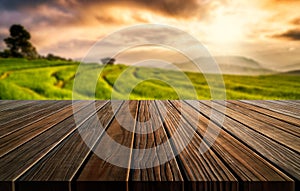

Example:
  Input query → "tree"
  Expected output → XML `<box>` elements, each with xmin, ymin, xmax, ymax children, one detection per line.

<box><xmin>46</xmin><ymin>53</ymin><xmax>67</xmax><ymax>61</ymax></box>
<box><xmin>3</xmin><ymin>24</ymin><xmax>38</xmax><ymax>59</ymax></box>
<box><xmin>100</xmin><ymin>57</ymin><xmax>115</xmax><ymax>65</ymax></box>
<box><xmin>0</xmin><ymin>49</ymin><xmax>11</xmax><ymax>58</ymax></box>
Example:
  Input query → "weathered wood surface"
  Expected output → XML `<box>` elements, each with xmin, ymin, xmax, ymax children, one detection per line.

<box><xmin>0</xmin><ymin>100</ymin><xmax>299</xmax><ymax>191</ymax></box>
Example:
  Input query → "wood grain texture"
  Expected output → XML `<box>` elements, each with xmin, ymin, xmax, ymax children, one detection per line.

<box><xmin>0</xmin><ymin>101</ymin><xmax>299</xmax><ymax>191</ymax></box>
<box><xmin>231</xmin><ymin>100</ymin><xmax>300</xmax><ymax>127</ymax></box>
<box><xmin>214</xmin><ymin>100</ymin><xmax>300</xmax><ymax>152</ymax></box>
<box><xmin>0</xmin><ymin>101</ymin><xmax>78</xmax><ymax>157</ymax></box>
<box><xmin>228</xmin><ymin>101</ymin><xmax>300</xmax><ymax>137</ymax></box>
<box><xmin>0</xmin><ymin>101</ymin><xmax>107</xmax><ymax>181</ymax></box>
<box><xmin>184</xmin><ymin>101</ymin><xmax>295</xmax><ymax>191</ymax></box>
<box><xmin>16</xmin><ymin>101</ymin><xmax>119</xmax><ymax>191</ymax></box>
<box><xmin>0</xmin><ymin>101</ymin><xmax>35</xmax><ymax>112</ymax></box>
<box><xmin>17</xmin><ymin>101</ymin><xmax>116</xmax><ymax>180</ymax></box>
<box><xmin>277</xmin><ymin>100</ymin><xmax>300</xmax><ymax>109</ymax></box>
<box><xmin>0</xmin><ymin>101</ymin><xmax>72</xmax><ymax>138</ymax></box>
<box><xmin>157</xmin><ymin>101</ymin><xmax>239</xmax><ymax>191</ymax></box>
<box><xmin>242</xmin><ymin>100</ymin><xmax>300</xmax><ymax>119</ymax></box>
<box><xmin>189</xmin><ymin>101</ymin><xmax>299</xmax><ymax>181</ymax></box>
<box><xmin>0</xmin><ymin>101</ymin><xmax>54</xmax><ymax>122</ymax></box>
<box><xmin>77</xmin><ymin>101</ymin><xmax>138</xmax><ymax>182</ymax></box>
<box><xmin>131</xmin><ymin>100</ymin><xmax>183</xmax><ymax>181</ymax></box>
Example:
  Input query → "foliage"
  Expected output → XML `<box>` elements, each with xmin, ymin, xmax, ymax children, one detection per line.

<box><xmin>0</xmin><ymin>58</ymin><xmax>299</xmax><ymax>100</ymax></box>
<box><xmin>2</xmin><ymin>24</ymin><xmax>38</xmax><ymax>59</ymax></box>
<box><xmin>100</xmin><ymin>57</ymin><xmax>116</xmax><ymax>65</ymax></box>
<box><xmin>0</xmin><ymin>24</ymin><xmax>70</xmax><ymax>61</ymax></box>
<box><xmin>44</xmin><ymin>53</ymin><xmax>72</xmax><ymax>61</ymax></box>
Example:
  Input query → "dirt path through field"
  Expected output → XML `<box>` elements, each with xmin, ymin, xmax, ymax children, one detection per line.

<box><xmin>0</xmin><ymin>71</ymin><xmax>12</xmax><ymax>80</ymax></box>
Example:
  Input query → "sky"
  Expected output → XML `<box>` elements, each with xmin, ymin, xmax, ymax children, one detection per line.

<box><xmin>0</xmin><ymin>0</ymin><xmax>300</xmax><ymax>71</ymax></box>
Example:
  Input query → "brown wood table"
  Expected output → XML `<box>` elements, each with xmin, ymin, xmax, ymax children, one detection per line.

<box><xmin>0</xmin><ymin>100</ymin><xmax>299</xmax><ymax>191</ymax></box>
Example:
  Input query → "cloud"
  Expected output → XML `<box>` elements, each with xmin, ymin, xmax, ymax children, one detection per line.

<box><xmin>273</xmin><ymin>29</ymin><xmax>300</xmax><ymax>41</ymax></box>
<box><xmin>0</xmin><ymin>0</ymin><xmax>230</xmax><ymax>39</ymax></box>
<box><xmin>0</xmin><ymin>0</ymin><xmax>56</xmax><ymax>10</ymax></box>
<box><xmin>264</xmin><ymin>0</ymin><xmax>300</xmax><ymax>5</ymax></box>
<box><xmin>269</xmin><ymin>0</ymin><xmax>298</xmax><ymax>2</ymax></box>
<box><xmin>0</xmin><ymin>0</ymin><xmax>227</xmax><ymax>52</ymax></box>
<box><xmin>0</xmin><ymin>0</ymin><xmax>225</xmax><ymax>20</ymax></box>
<box><xmin>38</xmin><ymin>38</ymin><xmax>96</xmax><ymax>58</ymax></box>
<box><xmin>115</xmin><ymin>0</ymin><xmax>208</xmax><ymax>18</ymax></box>
<box><xmin>1</xmin><ymin>0</ymin><xmax>298</xmax><ymax>65</ymax></box>
<box><xmin>291</xmin><ymin>17</ymin><xmax>300</xmax><ymax>25</ymax></box>
<box><xmin>95</xmin><ymin>15</ymin><xmax>122</xmax><ymax>24</ymax></box>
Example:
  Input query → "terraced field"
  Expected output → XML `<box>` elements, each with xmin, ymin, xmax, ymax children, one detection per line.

<box><xmin>0</xmin><ymin>58</ymin><xmax>299</xmax><ymax>99</ymax></box>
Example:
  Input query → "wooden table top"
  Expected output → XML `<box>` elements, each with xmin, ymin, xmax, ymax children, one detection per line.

<box><xmin>0</xmin><ymin>100</ymin><xmax>299</xmax><ymax>191</ymax></box>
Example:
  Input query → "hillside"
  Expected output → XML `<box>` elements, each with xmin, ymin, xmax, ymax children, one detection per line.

<box><xmin>279</xmin><ymin>63</ymin><xmax>300</xmax><ymax>72</ymax></box>
<box><xmin>0</xmin><ymin>58</ymin><xmax>300</xmax><ymax>100</ymax></box>
<box><xmin>173</xmin><ymin>56</ymin><xmax>274</xmax><ymax>75</ymax></box>
<box><xmin>280</xmin><ymin>70</ymin><xmax>300</xmax><ymax>75</ymax></box>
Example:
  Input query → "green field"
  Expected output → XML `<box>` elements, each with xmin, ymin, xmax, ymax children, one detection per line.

<box><xmin>0</xmin><ymin>58</ymin><xmax>299</xmax><ymax>100</ymax></box>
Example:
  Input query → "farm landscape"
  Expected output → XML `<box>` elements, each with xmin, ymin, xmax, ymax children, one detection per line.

<box><xmin>0</xmin><ymin>58</ymin><xmax>299</xmax><ymax>100</ymax></box>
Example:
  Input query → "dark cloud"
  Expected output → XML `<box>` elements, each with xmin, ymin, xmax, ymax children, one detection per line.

<box><xmin>95</xmin><ymin>15</ymin><xmax>120</xmax><ymax>24</ymax></box>
<box><xmin>0</xmin><ymin>0</ymin><xmax>220</xmax><ymax>35</ymax></box>
<box><xmin>0</xmin><ymin>0</ymin><xmax>54</xmax><ymax>10</ymax></box>
<box><xmin>123</xmin><ymin>0</ymin><xmax>225</xmax><ymax>19</ymax></box>
<box><xmin>291</xmin><ymin>17</ymin><xmax>300</xmax><ymax>25</ymax></box>
<box><xmin>0</xmin><ymin>4</ymin><xmax>76</xmax><ymax>32</ymax></box>
<box><xmin>124</xmin><ymin>0</ymin><xmax>204</xmax><ymax>18</ymax></box>
<box><xmin>0</xmin><ymin>0</ymin><xmax>226</xmax><ymax>58</ymax></box>
<box><xmin>0</xmin><ymin>0</ymin><xmax>225</xmax><ymax>39</ymax></box>
<box><xmin>273</xmin><ymin>29</ymin><xmax>300</xmax><ymax>41</ymax></box>
<box><xmin>0</xmin><ymin>0</ymin><xmax>220</xmax><ymax>19</ymax></box>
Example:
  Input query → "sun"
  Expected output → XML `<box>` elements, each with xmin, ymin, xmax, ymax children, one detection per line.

<box><xmin>206</xmin><ymin>8</ymin><xmax>246</xmax><ymax>45</ymax></box>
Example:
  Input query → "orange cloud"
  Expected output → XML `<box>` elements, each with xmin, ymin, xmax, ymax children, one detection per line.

<box><xmin>0</xmin><ymin>0</ymin><xmax>300</xmax><ymax>68</ymax></box>
<box><xmin>273</xmin><ymin>28</ymin><xmax>300</xmax><ymax>41</ymax></box>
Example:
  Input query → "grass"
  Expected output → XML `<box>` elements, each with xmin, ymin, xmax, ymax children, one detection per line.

<box><xmin>0</xmin><ymin>58</ymin><xmax>299</xmax><ymax>100</ymax></box>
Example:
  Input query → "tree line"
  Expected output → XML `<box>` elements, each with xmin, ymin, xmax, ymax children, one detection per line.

<box><xmin>0</xmin><ymin>24</ymin><xmax>71</xmax><ymax>61</ymax></box>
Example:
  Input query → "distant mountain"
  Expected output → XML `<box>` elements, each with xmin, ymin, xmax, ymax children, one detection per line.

<box><xmin>280</xmin><ymin>70</ymin><xmax>300</xmax><ymax>75</ymax></box>
<box><xmin>278</xmin><ymin>63</ymin><xmax>300</xmax><ymax>72</ymax></box>
<box><xmin>173</xmin><ymin>56</ymin><xmax>274</xmax><ymax>75</ymax></box>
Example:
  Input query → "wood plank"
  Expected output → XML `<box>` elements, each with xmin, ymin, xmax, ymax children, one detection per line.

<box><xmin>277</xmin><ymin>100</ymin><xmax>300</xmax><ymax>108</ymax></box>
<box><xmin>156</xmin><ymin>101</ymin><xmax>238</xmax><ymax>191</ymax></box>
<box><xmin>231</xmin><ymin>100</ymin><xmax>300</xmax><ymax>127</ymax></box>
<box><xmin>181</xmin><ymin>100</ymin><xmax>294</xmax><ymax>190</ymax></box>
<box><xmin>16</xmin><ymin>101</ymin><xmax>122</xmax><ymax>191</ymax></box>
<box><xmin>0</xmin><ymin>101</ymin><xmax>107</xmax><ymax>186</ymax></box>
<box><xmin>0</xmin><ymin>101</ymin><xmax>73</xmax><ymax>138</ymax></box>
<box><xmin>76</xmin><ymin>101</ymin><xmax>138</xmax><ymax>191</ymax></box>
<box><xmin>0</xmin><ymin>101</ymin><xmax>54</xmax><ymax>122</ymax></box>
<box><xmin>269</xmin><ymin>100</ymin><xmax>300</xmax><ymax>111</ymax></box>
<box><xmin>0</xmin><ymin>100</ymin><xmax>298</xmax><ymax>191</ymax></box>
<box><xmin>0</xmin><ymin>101</ymin><xmax>86</xmax><ymax>157</ymax></box>
<box><xmin>242</xmin><ymin>100</ymin><xmax>300</xmax><ymax>119</ymax></box>
<box><xmin>0</xmin><ymin>100</ymin><xmax>35</xmax><ymax>112</ymax></box>
<box><xmin>189</xmin><ymin>100</ymin><xmax>299</xmax><ymax>181</ymax></box>
<box><xmin>0</xmin><ymin>101</ymin><xmax>72</xmax><ymax>139</ymax></box>
<box><xmin>214</xmin><ymin>101</ymin><xmax>300</xmax><ymax>152</ymax></box>
<box><xmin>131</xmin><ymin>100</ymin><xmax>183</xmax><ymax>181</ymax></box>
<box><xmin>228</xmin><ymin>101</ymin><xmax>300</xmax><ymax>138</ymax></box>
<box><xmin>259</xmin><ymin>100</ymin><xmax>300</xmax><ymax>114</ymax></box>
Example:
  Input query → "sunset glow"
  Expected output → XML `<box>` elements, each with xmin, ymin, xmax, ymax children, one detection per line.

<box><xmin>0</xmin><ymin>0</ymin><xmax>299</xmax><ymax>70</ymax></box>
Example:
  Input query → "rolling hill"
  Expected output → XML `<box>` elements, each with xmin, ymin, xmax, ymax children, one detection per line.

<box><xmin>173</xmin><ymin>56</ymin><xmax>274</xmax><ymax>75</ymax></box>
<box><xmin>279</xmin><ymin>63</ymin><xmax>300</xmax><ymax>72</ymax></box>
<box><xmin>0</xmin><ymin>58</ymin><xmax>299</xmax><ymax>100</ymax></box>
